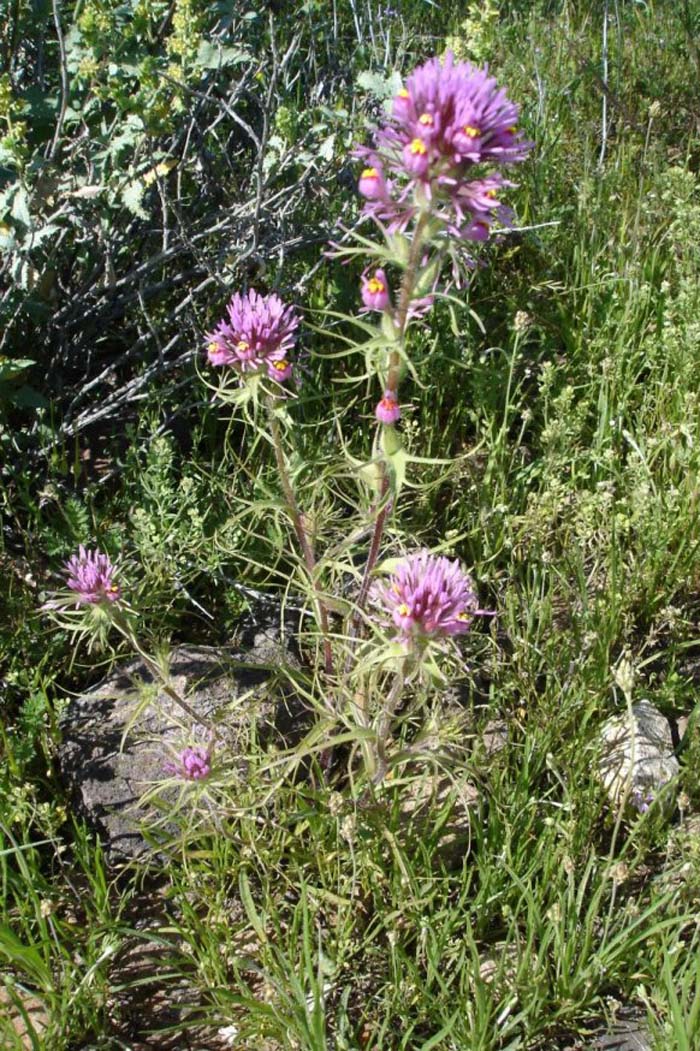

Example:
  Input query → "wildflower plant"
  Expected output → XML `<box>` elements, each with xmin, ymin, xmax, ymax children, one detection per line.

<box><xmin>45</xmin><ymin>51</ymin><xmax>532</xmax><ymax>793</ymax></box>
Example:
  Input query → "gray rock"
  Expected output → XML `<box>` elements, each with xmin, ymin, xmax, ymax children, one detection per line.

<box><xmin>59</xmin><ymin>630</ymin><xmax>305</xmax><ymax>863</ymax></box>
<box><xmin>586</xmin><ymin>1009</ymin><xmax>652</xmax><ymax>1051</ymax></box>
<box><xmin>599</xmin><ymin>699</ymin><xmax>679</xmax><ymax>816</ymax></box>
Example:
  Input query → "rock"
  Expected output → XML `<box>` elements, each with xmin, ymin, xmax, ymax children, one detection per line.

<box><xmin>478</xmin><ymin>940</ymin><xmax>533</xmax><ymax>987</ymax></box>
<box><xmin>396</xmin><ymin>766</ymin><xmax>480</xmax><ymax>860</ymax></box>
<box><xmin>58</xmin><ymin>629</ymin><xmax>305</xmax><ymax>864</ymax></box>
<box><xmin>585</xmin><ymin>1008</ymin><xmax>652</xmax><ymax>1051</ymax></box>
<box><xmin>0</xmin><ymin>986</ymin><xmax>49</xmax><ymax>1048</ymax></box>
<box><xmin>599</xmin><ymin>700</ymin><xmax>679</xmax><ymax>816</ymax></box>
<box><xmin>481</xmin><ymin>718</ymin><xmax>508</xmax><ymax>756</ymax></box>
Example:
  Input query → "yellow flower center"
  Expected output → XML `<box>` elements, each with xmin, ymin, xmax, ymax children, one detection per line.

<box><xmin>486</xmin><ymin>189</ymin><xmax>497</xmax><ymax>199</ymax></box>
<box><xmin>236</xmin><ymin>340</ymin><xmax>250</xmax><ymax>351</ymax></box>
<box><xmin>464</xmin><ymin>125</ymin><xmax>481</xmax><ymax>138</ymax></box>
<box><xmin>367</xmin><ymin>277</ymin><xmax>386</xmax><ymax>294</ymax></box>
<box><xmin>409</xmin><ymin>138</ymin><xmax>428</xmax><ymax>156</ymax></box>
<box><xmin>273</xmin><ymin>359</ymin><xmax>288</xmax><ymax>371</ymax></box>
<box><xmin>208</xmin><ymin>342</ymin><xmax>219</xmax><ymax>353</ymax></box>
<box><xmin>418</xmin><ymin>113</ymin><xmax>433</xmax><ymax>126</ymax></box>
<box><xmin>397</xmin><ymin>88</ymin><xmax>409</xmax><ymax>98</ymax></box>
<box><xmin>361</xmin><ymin>166</ymin><xmax>379</xmax><ymax>179</ymax></box>
<box><xmin>506</xmin><ymin>125</ymin><xmax>517</xmax><ymax>134</ymax></box>
<box><xmin>457</xmin><ymin>611</ymin><xmax>471</xmax><ymax>622</ymax></box>
<box><xmin>397</xmin><ymin>603</ymin><xmax>410</xmax><ymax>616</ymax></box>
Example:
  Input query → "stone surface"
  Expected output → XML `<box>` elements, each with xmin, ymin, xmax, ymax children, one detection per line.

<box><xmin>0</xmin><ymin>986</ymin><xmax>49</xmax><ymax>1048</ymax></box>
<box><xmin>572</xmin><ymin>1008</ymin><xmax>652</xmax><ymax>1051</ymax></box>
<box><xmin>59</xmin><ymin>628</ymin><xmax>305</xmax><ymax>863</ymax></box>
<box><xmin>599</xmin><ymin>699</ymin><xmax>679</xmax><ymax>815</ymax></box>
<box><xmin>395</xmin><ymin>766</ymin><xmax>480</xmax><ymax>860</ymax></box>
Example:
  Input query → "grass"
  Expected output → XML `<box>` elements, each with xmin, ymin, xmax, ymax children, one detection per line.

<box><xmin>3</xmin><ymin>0</ymin><xmax>700</xmax><ymax>1048</ymax></box>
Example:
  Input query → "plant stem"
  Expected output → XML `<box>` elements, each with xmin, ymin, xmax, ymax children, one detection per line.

<box><xmin>266</xmin><ymin>395</ymin><xmax>335</xmax><ymax>678</ymax></box>
<box><xmin>345</xmin><ymin>209</ymin><xmax>431</xmax><ymax>663</ymax></box>
<box><xmin>371</xmin><ymin>665</ymin><xmax>406</xmax><ymax>786</ymax></box>
<box><xmin>111</xmin><ymin>615</ymin><xmax>214</xmax><ymax>732</ymax></box>
<box><xmin>386</xmin><ymin>209</ymin><xmax>430</xmax><ymax>393</ymax></box>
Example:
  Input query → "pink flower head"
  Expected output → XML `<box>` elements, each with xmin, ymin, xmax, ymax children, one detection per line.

<box><xmin>355</xmin><ymin>53</ymin><xmax>531</xmax><ymax>241</ymax></box>
<box><xmin>370</xmin><ymin>550</ymin><xmax>484</xmax><ymax>641</ymax></box>
<box><xmin>165</xmin><ymin>745</ymin><xmax>211</xmax><ymax>781</ymax></box>
<box><xmin>65</xmin><ymin>546</ymin><xmax>121</xmax><ymax>605</ymax></box>
<box><xmin>397</xmin><ymin>53</ymin><xmax>531</xmax><ymax>169</ymax></box>
<box><xmin>204</xmin><ymin>289</ymin><xmax>298</xmax><ymax>382</ymax></box>
<box><xmin>375</xmin><ymin>389</ymin><xmax>400</xmax><ymax>424</ymax></box>
<box><xmin>361</xmin><ymin>269</ymin><xmax>391</xmax><ymax>311</ymax></box>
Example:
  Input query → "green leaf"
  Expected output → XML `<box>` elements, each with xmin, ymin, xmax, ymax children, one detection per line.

<box><xmin>10</xmin><ymin>186</ymin><xmax>31</xmax><ymax>228</ymax></box>
<box><xmin>356</xmin><ymin>69</ymin><xmax>402</xmax><ymax>101</ymax></box>
<box><xmin>11</xmin><ymin>384</ymin><xmax>47</xmax><ymax>409</ymax></box>
<box><xmin>121</xmin><ymin>179</ymin><xmax>148</xmax><ymax>219</ymax></box>
<box><xmin>238</xmin><ymin>869</ymin><xmax>268</xmax><ymax>944</ymax></box>
<box><xmin>0</xmin><ymin>358</ymin><xmax>35</xmax><ymax>382</ymax></box>
<box><xmin>195</xmin><ymin>40</ymin><xmax>249</xmax><ymax>69</ymax></box>
<box><xmin>317</xmin><ymin>133</ymin><xmax>335</xmax><ymax>161</ymax></box>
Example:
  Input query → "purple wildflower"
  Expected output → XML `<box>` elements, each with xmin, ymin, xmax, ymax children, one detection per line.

<box><xmin>165</xmin><ymin>745</ymin><xmax>211</xmax><ymax>781</ymax></box>
<box><xmin>355</xmin><ymin>53</ymin><xmax>531</xmax><ymax>239</ymax></box>
<box><xmin>630</xmin><ymin>787</ymin><xmax>655</xmax><ymax>814</ymax></box>
<box><xmin>358</xmin><ymin>165</ymin><xmax>388</xmax><ymax>200</ymax></box>
<box><xmin>370</xmin><ymin>550</ymin><xmax>487</xmax><ymax>641</ymax></box>
<box><xmin>65</xmin><ymin>546</ymin><xmax>121</xmax><ymax>605</ymax></box>
<box><xmin>375</xmin><ymin>389</ymin><xmax>401</xmax><ymax>424</ymax></box>
<box><xmin>205</xmin><ymin>289</ymin><xmax>298</xmax><ymax>382</ymax></box>
<box><xmin>361</xmin><ymin>269</ymin><xmax>391</xmax><ymax>311</ymax></box>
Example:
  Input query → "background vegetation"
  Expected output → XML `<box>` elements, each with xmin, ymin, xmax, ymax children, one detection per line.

<box><xmin>2</xmin><ymin>0</ymin><xmax>700</xmax><ymax>1047</ymax></box>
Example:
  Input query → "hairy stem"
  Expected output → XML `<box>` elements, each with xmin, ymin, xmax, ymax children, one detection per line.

<box><xmin>266</xmin><ymin>395</ymin><xmax>334</xmax><ymax>678</ymax></box>
<box><xmin>371</xmin><ymin>666</ymin><xmax>406</xmax><ymax>786</ymax></box>
<box><xmin>345</xmin><ymin>209</ymin><xmax>431</xmax><ymax>664</ymax></box>
<box><xmin>112</xmin><ymin>614</ymin><xmax>214</xmax><ymax>732</ymax></box>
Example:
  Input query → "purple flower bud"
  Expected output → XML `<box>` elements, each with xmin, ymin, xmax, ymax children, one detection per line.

<box><xmin>267</xmin><ymin>358</ymin><xmax>293</xmax><ymax>382</ymax></box>
<box><xmin>358</xmin><ymin>165</ymin><xmax>387</xmax><ymax>200</ymax></box>
<box><xmin>392</xmin><ymin>88</ymin><xmax>412</xmax><ymax>120</ymax></box>
<box><xmin>361</xmin><ymin>269</ymin><xmax>391</xmax><ymax>311</ymax></box>
<box><xmin>403</xmin><ymin>137</ymin><xmax>431</xmax><ymax>176</ymax></box>
<box><xmin>165</xmin><ymin>745</ymin><xmax>211</xmax><ymax>781</ymax></box>
<box><xmin>375</xmin><ymin>390</ymin><xmax>401</xmax><ymax>424</ymax></box>
<box><xmin>65</xmin><ymin>546</ymin><xmax>121</xmax><ymax>606</ymax></box>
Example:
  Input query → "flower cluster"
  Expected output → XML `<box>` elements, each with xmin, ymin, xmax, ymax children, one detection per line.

<box><xmin>357</xmin><ymin>52</ymin><xmax>531</xmax><ymax>239</ymax></box>
<box><xmin>65</xmin><ymin>546</ymin><xmax>121</xmax><ymax>606</ymax></box>
<box><xmin>165</xmin><ymin>745</ymin><xmax>211</xmax><ymax>781</ymax></box>
<box><xmin>370</xmin><ymin>550</ymin><xmax>485</xmax><ymax>642</ymax></box>
<box><xmin>205</xmin><ymin>289</ymin><xmax>298</xmax><ymax>383</ymax></box>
